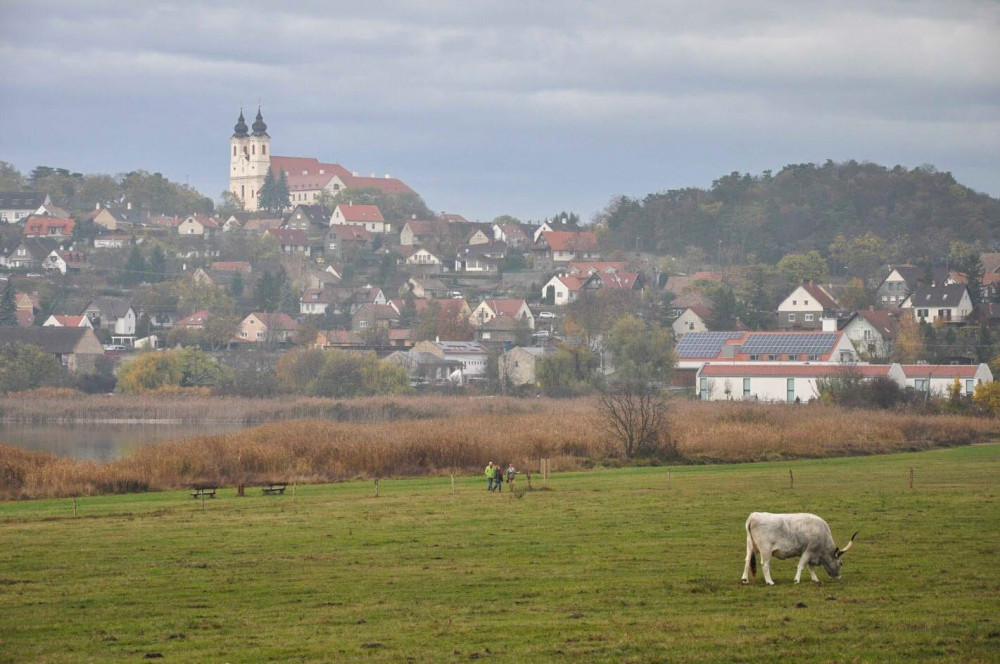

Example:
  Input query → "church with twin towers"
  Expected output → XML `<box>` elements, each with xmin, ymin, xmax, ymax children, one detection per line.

<box><xmin>228</xmin><ymin>108</ymin><xmax>415</xmax><ymax>212</ymax></box>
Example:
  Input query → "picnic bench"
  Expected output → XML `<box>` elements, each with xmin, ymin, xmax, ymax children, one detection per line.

<box><xmin>262</xmin><ymin>483</ymin><xmax>287</xmax><ymax>495</ymax></box>
<box><xmin>190</xmin><ymin>485</ymin><xmax>217</xmax><ymax>499</ymax></box>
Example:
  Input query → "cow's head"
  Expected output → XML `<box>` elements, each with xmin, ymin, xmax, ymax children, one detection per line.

<box><xmin>823</xmin><ymin>531</ymin><xmax>859</xmax><ymax>578</ymax></box>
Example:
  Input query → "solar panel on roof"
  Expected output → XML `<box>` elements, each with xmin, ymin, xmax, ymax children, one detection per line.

<box><xmin>675</xmin><ymin>331</ymin><xmax>744</xmax><ymax>358</ymax></box>
<box><xmin>741</xmin><ymin>332</ymin><xmax>838</xmax><ymax>355</ymax></box>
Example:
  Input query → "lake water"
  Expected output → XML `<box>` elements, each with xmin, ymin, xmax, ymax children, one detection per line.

<box><xmin>0</xmin><ymin>422</ymin><xmax>245</xmax><ymax>460</ymax></box>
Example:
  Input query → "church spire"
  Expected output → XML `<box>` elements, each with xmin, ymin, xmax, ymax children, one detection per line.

<box><xmin>252</xmin><ymin>107</ymin><xmax>268</xmax><ymax>137</ymax></box>
<box><xmin>233</xmin><ymin>109</ymin><xmax>249</xmax><ymax>138</ymax></box>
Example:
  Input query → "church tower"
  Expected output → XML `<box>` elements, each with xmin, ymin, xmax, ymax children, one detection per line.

<box><xmin>229</xmin><ymin>107</ymin><xmax>271</xmax><ymax>211</ymax></box>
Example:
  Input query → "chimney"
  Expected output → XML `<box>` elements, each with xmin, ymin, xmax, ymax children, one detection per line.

<box><xmin>384</xmin><ymin>174</ymin><xmax>391</xmax><ymax>179</ymax></box>
<box><xmin>352</xmin><ymin>171</ymin><xmax>359</xmax><ymax>176</ymax></box>
<box><xmin>95</xmin><ymin>203</ymin><xmax>100</xmax><ymax>210</ymax></box>
<box><xmin>370</xmin><ymin>172</ymin><xmax>375</xmax><ymax>178</ymax></box>
<box><xmin>821</xmin><ymin>318</ymin><xmax>837</xmax><ymax>332</ymax></box>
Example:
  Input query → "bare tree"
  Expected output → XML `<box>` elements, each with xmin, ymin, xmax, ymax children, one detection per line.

<box><xmin>599</xmin><ymin>380</ymin><xmax>670</xmax><ymax>459</ymax></box>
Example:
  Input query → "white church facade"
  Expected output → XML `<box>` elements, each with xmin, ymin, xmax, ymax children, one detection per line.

<box><xmin>229</xmin><ymin>108</ymin><xmax>416</xmax><ymax>212</ymax></box>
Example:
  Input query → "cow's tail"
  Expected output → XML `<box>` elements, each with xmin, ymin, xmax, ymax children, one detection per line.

<box><xmin>749</xmin><ymin>551</ymin><xmax>757</xmax><ymax>579</ymax></box>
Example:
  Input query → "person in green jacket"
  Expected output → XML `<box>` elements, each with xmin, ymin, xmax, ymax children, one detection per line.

<box><xmin>485</xmin><ymin>461</ymin><xmax>496</xmax><ymax>491</ymax></box>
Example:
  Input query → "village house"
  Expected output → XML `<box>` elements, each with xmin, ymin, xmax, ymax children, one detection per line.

<box><xmin>468</xmin><ymin>298</ymin><xmax>534</xmax><ymax>329</ymax></box>
<box><xmin>299</xmin><ymin>288</ymin><xmax>340</xmax><ymax>316</ymax></box>
<box><xmin>777</xmin><ymin>282</ymin><xmax>840</xmax><ymax>331</ymax></box>
<box><xmin>410</xmin><ymin>339</ymin><xmax>490</xmax><ymax>383</ymax></box>
<box><xmin>454</xmin><ymin>241</ymin><xmax>506</xmax><ymax>274</ymax></box>
<box><xmin>265</xmin><ymin>228</ymin><xmax>310</xmax><ymax>255</ymax></box>
<box><xmin>532</xmin><ymin>230</ymin><xmax>601</xmax><ymax>270</ymax></box>
<box><xmin>900</xmin><ymin>284</ymin><xmax>973</xmax><ymax>325</ymax></box>
<box><xmin>841</xmin><ymin>308</ymin><xmax>901</xmax><ymax>362</ymax></box>
<box><xmin>2</xmin><ymin>238</ymin><xmax>58</xmax><ymax>270</ymax></box>
<box><xmin>43</xmin><ymin>314</ymin><xmax>93</xmax><ymax>329</ymax></box>
<box><xmin>237</xmin><ymin>312</ymin><xmax>298</xmax><ymax>343</ymax></box>
<box><xmin>0</xmin><ymin>326</ymin><xmax>104</xmax><ymax>374</ymax></box>
<box><xmin>351</xmin><ymin>302</ymin><xmax>400</xmax><ymax>332</ymax></box>
<box><xmin>671</xmin><ymin>306</ymin><xmax>711</xmax><ymax>338</ymax></box>
<box><xmin>403</xmin><ymin>276</ymin><xmax>448</xmax><ymax>299</ymax></box>
<box><xmin>284</xmin><ymin>204</ymin><xmax>332</xmax><ymax>232</ymax></box>
<box><xmin>499</xmin><ymin>345</ymin><xmax>554</xmax><ymax>388</ymax></box>
<box><xmin>23</xmin><ymin>216</ymin><xmax>75</xmax><ymax>238</ymax></box>
<box><xmin>42</xmin><ymin>249</ymin><xmax>87</xmax><ymax>275</ymax></box>
<box><xmin>325</xmin><ymin>224</ymin><xmax>372</xmax><ymax>261</ymax></box>
<box><xmin>176</xmin><ymin>214</ymin><xmax>219</xmax><ymax>237</ymax></box>
<box><xmin>330</xmin><ymin>204</ymin><xmax>387</xmax><ymax>234</ymax></box>
<box><xmin>384</xmin><ymin>349</ymin><xmax>464</xmax><ymax>387</ymax></box>
<box><xmin>83</xmin><ymin>297</ymin><xmax>137</xmax><ymax>347</ymax></box>
<box><xmin>0</xmin><ymin>192</ymin><xmax>51</xmax><ymax>223</ymax></box>
<box><xmin>898</xmin><ymin>363</ymin><xmax>992</xmax><ymax>397</ymax></box>
<box><xmin>875</xmin><ymin>264</ymin><xmax>952</xmax><ymax>308</ymax></box>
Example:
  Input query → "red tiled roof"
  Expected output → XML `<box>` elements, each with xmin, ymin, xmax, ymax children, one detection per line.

<box><xmin>211</xmin><ymin>261</ymin><xmax>251</xmax><ymax>274</ymax></box>
<box><xmin>540</xmin><ymin>230</ymin><xmax>599</xmax><ymax>252</ymax></box>
<box><xmin>898</xmin><ymin>364</ymin><xmax>981</xmax><ymax>378</ymax></box>
<box><xmin>270</xmin><ymin>156</ymin><xmax>351</xmax><ymax>192</ymax></box>
<box><xmin>177</xmin><ymin>310</ymin><xmax>211</xmax><ymax>328</ymax></box>
<box><xmin>265</xmin><ymin>228</ymin><xmax>308</xmax><ymax>245</ymax></box>
<box><xmin>699</xmin><ymin>364</ymin><xmax>893</xmax><ymax>378</ymax></box>
<box><xmin>340</xmin><ymin>174</ymin><xmax>414</xmax><ymax>195</ymax></box>
<box><xmin>336</xmin><ymin>204</ymin><xmax>384</xmax><ymax>223</ymax></box>
<box><xmin>799</xmin><ymin>282</ymin><xmax>839</xmax><ymax>309</ymax></box>
<box><xmin>23</xmin><ymin>216</ymin><xmax>75</xmax><ymax>236</ymax></box>
<box><xmin>482</xmin><ymin>299</ymin><xmax>528</xmax><ymax>317</ymax></box>
<box><xmin>328</xmin><ymin>224</ymin><xmax>373</xmax><ymax>241</ymax></box>
<box><xmin>569</xmin><ymin>261</ymin><xmax>627</xmax><ymax>275</ymax></box>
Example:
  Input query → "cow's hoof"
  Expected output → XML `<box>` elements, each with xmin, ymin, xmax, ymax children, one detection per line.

<box><xmin>741</xmin><ymin>579</ymin><xmax>749</xmax><ymax>585</ymax></box>
<box><xmin>766</xmin><ymin>581</ymin><xmax>775</xmax><ymax>586</ymax></box>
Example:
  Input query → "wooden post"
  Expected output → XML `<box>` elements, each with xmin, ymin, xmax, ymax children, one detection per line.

<box><xmin>292</xmin><ymin>481</ymin><xmax>296</xmax><ymax>502</ymax></box>
<box><xmin>237</xmin><ymin>483</ymin><xmax>245</xmax><ymax>497</ymax></box>
<box><xmin>667</xmin><ymin>469</ymin><xmax>671</xmax><ymax>489</ymax></box>
<box><xmin>201</xmin><ymin>491</ymin><xmax>206</xmax><ymax>511</ymax></box>
<box><xmin>451</xmin><ymin>474</ymin><xmax>456</xmax><ymax>494</ymax></box>
<box><xmin>375</xmin><ymin>478</ymin><xmax>380</xmax><ymax>497</ymax></box>
<box><xmin>909</xmin><ymin>467</ymin><xmax>914</xmax><ymax>490</ymax></box>
<box><xmin>73</xmin><ymin>497</ymin><xmax>77</xmax><ymax>517</ymax></box>
<box><xmin>789</xmin><ymin>469</ymin><xmax>794</xmax><ymax>489</ymax></box>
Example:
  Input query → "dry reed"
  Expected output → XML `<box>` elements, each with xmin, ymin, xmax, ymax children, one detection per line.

<box><xmin>2</xmin><ymin>398</ymin><xmax>998</xmax><ymax>499</ymax></box>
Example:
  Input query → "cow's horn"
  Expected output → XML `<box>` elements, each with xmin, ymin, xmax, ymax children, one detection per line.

<box><xmin>840</xmin><ymin>530</ymin><xmax>859</xmax><ymax>554</ymax></box>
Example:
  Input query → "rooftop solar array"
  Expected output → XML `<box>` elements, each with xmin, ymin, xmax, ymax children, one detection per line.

<box><xmin>675</xmin><ymin>332</ymin><xmax>745</xmax><ymax>358</ymax></box>
<box><xmin>740</xmin><ymin>332</ymin><xmax>838</xmax><ymax>355</ymax></box>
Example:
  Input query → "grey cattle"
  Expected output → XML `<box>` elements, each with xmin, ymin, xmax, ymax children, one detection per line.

<box><xmin>741</xmin><ymin>512</ymin><xmax>857</xmax><ymax>585</ymax></box>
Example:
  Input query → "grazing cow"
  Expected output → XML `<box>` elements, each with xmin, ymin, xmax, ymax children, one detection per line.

<box><xmin>741</xmin><ymin>512</ymin><xmax>857</xmax><ymax>585</ymax></box>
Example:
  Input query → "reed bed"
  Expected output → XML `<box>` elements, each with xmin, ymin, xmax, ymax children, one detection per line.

<box><xmin>0</xmin><ymin>391</ymin><xmax>571</xmax><ymax>424</ymax></box>
<box><xmin>2</xmin><ymin>398</ymin><xmax>998</xmax><ymax>499</ymax></box>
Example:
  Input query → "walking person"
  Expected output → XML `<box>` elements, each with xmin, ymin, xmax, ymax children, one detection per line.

<box><xmin>495</xmin><ymin>463</ymin><xmax>503</xmax><ymax>493</ymax></box>
<box><xmin>506</xmin><ymin>463</ymin><xmax>516</xmax><ymax>490</ymax></box>
<box><xmin>485</xmin><ymin>461</ymin><xmax>496</xmax><ymax>491</ymax></box>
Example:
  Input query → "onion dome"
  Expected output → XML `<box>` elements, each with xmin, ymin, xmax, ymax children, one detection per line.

<box><xmin>233</xmin><ymin>110</ymin><xmax>249</xmax><ymax>137</ymax></box>
<box><xmin>252</xmin><ymin>108</ymin><xmax>268</xmax><ymax>136</ymax></box>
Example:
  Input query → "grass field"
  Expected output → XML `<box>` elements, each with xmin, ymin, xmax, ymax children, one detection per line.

<box><xmin>1</xmin><ymin>445</ymin><xmax>998</xmax><ymax>663</ymax></box>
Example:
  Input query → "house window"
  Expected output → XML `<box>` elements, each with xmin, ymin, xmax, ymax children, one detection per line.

<box><xmin>788</xmin><ymin>314</ymin><xmax>796</xmax><ymax>322</ymax></box>
<box><xmin>699</xmin><ymin>377</ymin><xmax>709</xmax><ymax>401</ymax></box>
<box><xmin>915</xmin><ymin>378</ymin><xmax>929</xmax><ymax>392</ymax></box>
<box><xmin>804</xmin><ymin>314</ymin><xmax>814</xmax><ymax>322</ymax></box>
<box><xmin>966</xmin><ymin>379</ymin><xmax>974</xmax><ymax>394</ymax></box>
<box><xmin>256</xmin><ymin>331</ymin><xmax>264</xmax><ymax>340</ymax></box>
<box><xmin>787</xmin><ymin>378</ymin><xmax>795</xmax><ymax>403</ymax></box>
<box><xmin>749</xmin><ymin>354</ymin><xmax>759</xmax><ymax>361</ymax></box>
<box><xmin>882</xmin><ymin>295</ymin><xmax>888</xmax><ymax>303</ymax></box>
<box><xmin>917</xmin><ymin>309</ymin><xmax>928</xmax><ymax>319</ymax></box>
<box><xmin>262</xmin><ymin>145</ymin><xmax>266</xmax><ymax>155</ymax></box>
<box><xmin>743</xmin><ymin>378</ymin><xmax>751</xmax><ymax>397</ymax></box>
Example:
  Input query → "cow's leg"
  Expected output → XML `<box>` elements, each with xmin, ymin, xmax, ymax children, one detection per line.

<box><xmin>794</xmin><ymin>552</ymin><xmax>809</xmax><ymax>583</ymax></box>
<box><xmin>761</xmin><ymin>549</ymin><xmax>775</xmax><ymax>586</ymax></box>
<box><xmin>807</xmin><ymin>565</ymin><xmax>819</xmax><ymax>583</ymax></box>
<box><xmin>741</xmin><ymin>532</ymin><xmax>754</xmax><ymax>584</ymax></box>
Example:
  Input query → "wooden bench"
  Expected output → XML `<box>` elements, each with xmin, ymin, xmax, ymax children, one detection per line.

<box><xmin>190</xmin><ymin>485</ymin><xmax>217</xmax><ymax>499</ymax></box>
<box><xmin>262</xmin><ymin>483</ymin><xmax>287</xmax><ymax>495</ymax></box>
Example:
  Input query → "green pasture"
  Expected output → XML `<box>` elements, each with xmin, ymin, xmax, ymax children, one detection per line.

<box><xmin>1</xmin><ymin>445</ymin><xmax>998</xmax><ymax>663</ymax></box>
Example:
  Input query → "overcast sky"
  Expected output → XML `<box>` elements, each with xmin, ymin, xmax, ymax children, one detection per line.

<box><xmin>1</xmin><ymin>1</ymin><xmax>997</xmax><ymax>222</ymax></box>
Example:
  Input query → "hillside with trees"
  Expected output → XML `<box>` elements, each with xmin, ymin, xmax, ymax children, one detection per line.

<box><xmin>596</xmin><ymin>161</ymin><xmax>1000</xmax><ymax>266</ymax></box>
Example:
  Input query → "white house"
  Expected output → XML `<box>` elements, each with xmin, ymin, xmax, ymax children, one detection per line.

<box><xmin>900</xmin><ymin>284</ymin><xmax>973</xmax><ymax>325</ymax></box>
<box><xmin>841</xmin><ymin>309</ymin><xmax>901</xmax><ymax>362</ymax></box>
<box><xmin>898</xmin><ymin>363</ymin><xmax>992</xmax><ymax>397</ymax></box>
<box><xmin>695</xmin><ymin>363</ymin><xmax>906</xmax><ymax>403</ymax></box>
<box><xmin>672</xmin><ymin>306</ymin><xmax>710</xmax><ymax>339</ymax></box>
<box><xmin>410</xmin><ymin>340</ymin><xmax>490</xmax><ymax>383</ymax></box>
<box><xmin>330</xmin><ymin>204</ymin><xmax>388</xmax><ymax>234</ymax></box>
<box><xmin>469</xmin><ymin>299</ymin><xmax>534</xmax><ymax>329</ymax></box>
<box><xmin>777</xmin><ymin>282</ymin><xmax>840</xmax><ymax>331</ymax></box>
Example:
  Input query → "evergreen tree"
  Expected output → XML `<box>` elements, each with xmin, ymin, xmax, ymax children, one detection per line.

<box><xmin>275</xmin><ymin>170</ymin><xmax>290</xmax><ymax>212</ymax></box>
<box><xmin>122</xmin><ymin>243</ymin><xmax>146</xmax><ymax>287</ymax></box>
<box><xmin>0</xmin><ymin>281</ymin><xmax>19</xmax><ymax>326</ymax></box>
<box><xmin>147</xmin><ymin>245</ymin><xmax>167</xmax><ymax>283</ymax></box>
<box><xmin>258</xmin><ymin>166</ymin><xmax>277</xmax><ymax>212</ymax></box>
<box><xmin>254</xmin><ymin>270</ymin><xmax>280</xmax><ymax>312</ymax></box>
<box><xmin>228</xmin><ymin>270</ymin><xmax>244</xmax><ymax>299</ymax></box>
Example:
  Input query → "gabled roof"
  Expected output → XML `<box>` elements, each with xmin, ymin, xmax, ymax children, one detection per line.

<box><xmin>176</xmin><ymin>309</ymin><xmax>211</xmax><ymax>328</ymax></box>
<box><xmin>439</xmin><ymin>213</ymin><xmax>469</xmax><ymax>223</ymax></box>
<box><xmin>675</xmin><ymin>330</ymin><xmax>847</xmax><ymax>361</ymax></box>
<box><xmin>0</xmin><ymin>192</ymin><xmax>49</xmax><ymax>209</ymax></box>
<box><xmin>980</xmin><ymin>253</ymin><xmax>1000</xmax><ymax>275</ymax></box>
<box><xmin>405</xmin><ymin>219</ymin><xmax>451</xmax><ymax>236</ymax></box>
<box><xmin>538</xmin><ymin>230</ymin><xmax>599</xmax><ymax>252</ymax></box>
<box><xmin>243</xmin><ymin>218</ymin><xmax>283</xmax><ymax>232</ymax></box>
<box><xmin>288</xmin><ymin>204</ymin><xmax>332</xmax><ymax>225</ymax></box>
<box><xmin>888</xmin><ymin>264</ymin><xmax>951</xmax><ymax>288</ymax></box>
<box><xmin>479</xmin><ymin>299</ymin><xmax>529</xmax><ymax>318</ymax></box>
<box><xmin>23</xmin><ymin>216</ymin><xmax>75</xmax><ymax>236</ymax></box>
<box><xmin>904</xmin><ymin>284</ymin><xmax>969</xmax><ymax>308</ymax></box>
<box><xmin>568</xmin><ymin>261</ymin><xmax>627</xmax><ymax>275</ymax></box>
<box><xmin>354</xmin><ymin>303</ymin><xmax>400</xmax><ymax>321</ymax></box>
<box><xmin>46</xmin><ymin>315</ymin><xmax>88</xmax><ymax>327</ymax></box>
<box><xmin>339</xmin><ymin>173</ymin><xmax>414</xmax><ymax>195</ymax></box>
<box><xmin>0</xmin><ymin>326</ymin><xmax>99</xmax><ymax>353</ymax></box>
<box><xmin>335</xmin><ymin>204</ymin><xmax>384</xmax><ymax>223</ymax></box>
<box><xmin>211</xmin><ymin>261</ymin><xmax>251</xmax><ymax>274</ymax></box>
<box><xmin>594</xmin><ymin>271</ymin><xmax>640</xmax><ymax>289</ymax></box>
<box><xmin>328</xmin><ymin>224</ymin><xmax>373</xmax><ymax>242</ymax></box>
<box><xmin>847</xmin><ymin>308</ymin><xmax>901</xmax><ymax>339</ymax></box>
<box><xmin>9</xmin><ymin>238</ymin><xmax>59</xmax><ymax>259</ymax></box>
<box><xmin>270</xmin><ymin>156</ymin><xmax>351</xmax><ymax>192</ymax></box>
<box><xmin>898</xmin><ymin>364</ymin><xmax>984</xmax><ymax>379</ymax></box>
<box><xmin>247</xmin><ymin>312</ymin><xmax>298</xmax><ymax>331</ymax></box>
<box><xmin>798</xmin><ymin>282</ymin><xmax>839</xmax><ymax>309</ymax></box>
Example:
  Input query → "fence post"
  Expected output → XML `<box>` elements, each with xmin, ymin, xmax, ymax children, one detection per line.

<box><xmin>667</xmin><ymin>469</ymin><xmax>671</xmax><ymax>490</ymax></box>
<box><xmin>73</xmin><ymin>497</ymin><xmax>78</xmax><ymax>517</ymax></box>
<box><xmin>451</xmin><ymin>474</ymin><xmax>456</xmax><ymax>494</ymax></box>
<box><xmin>375</xmin><ymin>478</ymin><xmax>380</xmax><ymax>497</ymax></box>
<box><xmin>789</xmin><ymin>469</ymin><xmax>794</xmax><ymax>489</ymax></box>
<box><xmin>909</xmin><ymin>467</ymin><xmax>914</xmax><ymax>490</ymax></box>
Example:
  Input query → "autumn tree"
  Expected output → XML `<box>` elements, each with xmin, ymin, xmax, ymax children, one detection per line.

<box><xmin>0</xmin><ymin>342</ymin><xmax>67</xmax><ymax>392</ymax></box>
<box><xmin>891</xmin><ymin>314</ymin><xmax>927</xmax><ymax>363</ymax></box>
